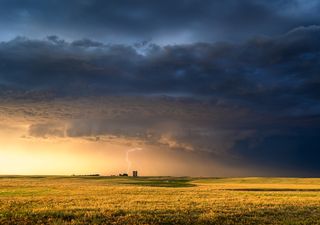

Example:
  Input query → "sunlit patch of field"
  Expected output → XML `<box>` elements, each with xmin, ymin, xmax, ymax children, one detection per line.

<box><xmin>0</xmin><ymin>176</ymin><xmax>320</xmax><ymax>224</ymax></box>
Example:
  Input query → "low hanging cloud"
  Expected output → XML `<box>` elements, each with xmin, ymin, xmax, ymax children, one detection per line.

<box><xmin>29</xmin><ymin>123</ymin><xmax>65</xmax><ymax>138</ymax></box>
<box><xmin>10</xmin><ymin>94</ymin><xmax>256</xmax><ymax>156</ymax></box>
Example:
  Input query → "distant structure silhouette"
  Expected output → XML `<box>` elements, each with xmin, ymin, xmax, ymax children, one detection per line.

<box><xmin>133</xmin><ymin>170</ymin><xmax>138</xmax><ymax>177</ymax></box>
<box><xmin>119</xmin><ymin>173</ymin><xmax>128</xmax><ymax>176</ymax></box>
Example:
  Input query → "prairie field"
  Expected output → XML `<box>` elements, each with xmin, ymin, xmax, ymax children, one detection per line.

<box><xmin>0</xmin><ymin>176</ymin><xmax>320</xmax><ymax>225</ymax></box>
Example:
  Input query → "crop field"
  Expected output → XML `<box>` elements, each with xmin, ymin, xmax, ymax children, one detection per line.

<box><xmin>0</xmin><ymin>176</ymin><xmax>320</xmax><ymax>224</ymax></box>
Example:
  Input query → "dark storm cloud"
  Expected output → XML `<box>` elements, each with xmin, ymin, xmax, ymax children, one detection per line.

<box><xmin>0</xmin><ymin>0</ymin><xmax>320</xmax><ymax>43</ymax></box>
<box><xmin>1</xmin><ymin>25</ymin><xmax>320</xmax><ymax>175</ymax></box>
<box><xmin>232</xmin><ymin>125</ymin><xmax>320</xmax><ymax>174</ymax></box>
<box><xmin>1</xmin><ymin>26</ymin><xmax>320</xmax><ymax>116</ymax></box>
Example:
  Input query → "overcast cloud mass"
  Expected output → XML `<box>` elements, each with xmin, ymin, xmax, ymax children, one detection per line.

<box><xmin>0</xmin><ymin>0</ymin><xmax>320</xmax><ymax>176</ymax></box>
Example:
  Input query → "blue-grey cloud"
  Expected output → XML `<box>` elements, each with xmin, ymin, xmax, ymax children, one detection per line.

<box><xmin>1</xmin><ymin>26</ymin><xmax>320</xmax><ymax>116</ymax></box>
<box><xmin>0</xmin><ymin>0</ymin><xmax>320</xmax><ymax>43</ymax></box>
<box><xmin>1</xmin><ymin>25</ymin><xmax>320</xmax><ymax>176</ymax></box>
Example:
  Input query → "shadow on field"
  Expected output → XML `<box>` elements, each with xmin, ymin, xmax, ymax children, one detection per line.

<box><xmin>1</xmin><ymin>206</ymin><xmax>319</xmax><ymax>225</ymax></box>
<box><xmin>122</xmin><ymin>178</ymin><xmax>196</xmax><ymax>188</ymax></box>
<box><xmin>225</xmin><ymin>188</ymin><xmax>320</xmax><ymax>192</ymax></box>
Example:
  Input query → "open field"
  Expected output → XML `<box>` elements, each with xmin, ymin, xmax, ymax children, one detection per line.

<box><xmin>0</xmin><ymin>176</ymin><xmax>320</xmax><ymax>224</ymax></box>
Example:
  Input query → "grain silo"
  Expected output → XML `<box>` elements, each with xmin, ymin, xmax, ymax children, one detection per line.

<box><xmin>132</xmin><ymin>170</ymin><xmax>138</xmax><ymax>177</ymax></box>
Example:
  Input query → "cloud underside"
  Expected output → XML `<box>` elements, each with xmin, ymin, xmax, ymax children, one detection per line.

<box><xmin>0</xmin><ymin>26</ymin><xmax>320</xmax><ymax>175</ymax></box>
<box><xmin>0</xmin><ymin>0</ymin><xmax>320</xmax><ymax>43</ymax></box>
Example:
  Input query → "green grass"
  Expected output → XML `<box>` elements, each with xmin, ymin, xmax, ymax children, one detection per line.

<box><xmin>0</xmin><ymin>176</ymin><xmax>320</xmax><ymax>224</ymax></box>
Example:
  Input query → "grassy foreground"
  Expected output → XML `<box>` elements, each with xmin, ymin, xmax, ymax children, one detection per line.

<box><xmin>0</xmin><ymin>176</ymin><xmax>320</xmax><ymax>224</ymax></box>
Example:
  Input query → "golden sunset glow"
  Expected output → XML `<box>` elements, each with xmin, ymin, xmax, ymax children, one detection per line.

<box><xmin>0</xmin><ymin>118</ymin><xmax>242</xmax><ymax>176</ymax></box>
<box><xmin>0</xmin><ymin>121</ymin><xmax>124</xmax><ymax>175</ymax></box>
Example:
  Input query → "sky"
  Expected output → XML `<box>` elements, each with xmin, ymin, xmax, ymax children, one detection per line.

<box><xmin>0</xmin><ymin>0</ymin><xmax>320</xmax><ymax>176</ymax></box>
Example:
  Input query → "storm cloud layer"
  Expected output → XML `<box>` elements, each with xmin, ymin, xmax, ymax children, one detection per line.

<box><xmin>1</xmin><ymin>26</ymin><xmax>320</xmax><ymax>113</ymax></box>
<box><xmin>0</xmin><ymin>25</ymin><xmax>320</xmax><ymax>175</ymax></box>
<box><xmin>0</xmin><ymin>0</ymin><xmax>320</xmax><ymax>176</ymax></box>
<box><xmin>1</xmin><ymin>0</ymin><xmax>320</xmax><ymax>43</ymax></box>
